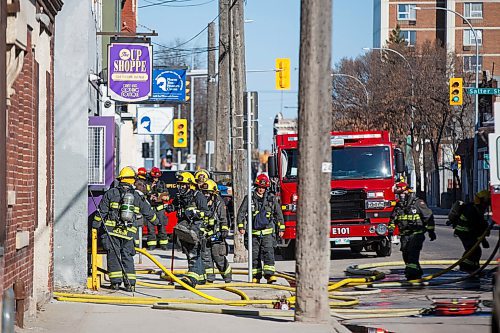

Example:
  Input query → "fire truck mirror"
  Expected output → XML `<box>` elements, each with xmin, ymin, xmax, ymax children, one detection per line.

<box><xmin>395</xmin><ymin>148</ymin><xmax>405</xmax><ymax>174</ymax></box>
<box><xmin>268</xmin><ymin>155</ymin><xmax>278</xmax><ymax>178</ymax></box>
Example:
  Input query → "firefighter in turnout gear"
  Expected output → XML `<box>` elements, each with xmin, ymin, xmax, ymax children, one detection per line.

<box><xmin>166</xmin><ymin>172</ymin><xmax>212</xmax><ymax>287</ymax></box>
<box><xmin>146</xmin><ymin>167</ymin><xmax>169</xmax><ymax>250</ymax></box>
<box><xmin>237</xmin><ymin>174</ymin><xmax>285</xmax><ymax>284</ymax></box>
<box><xmin>389</xmin><ymin>182</ymin><xmax>436</xmax><ymax>280</ymax></box>
<box><xmin>92</xmin><ymin>166</ymin><xmax>158</xmax><ymax>292</ymax></box>
<box><xmin>200</xmin><ymin>179</ymin><xmax>232</xmax><ymax>283</ymax></box>
<box><xmin>452</xmin><ymin>190</ymin><xmax>491</xmax><ymax>273</ymax></box>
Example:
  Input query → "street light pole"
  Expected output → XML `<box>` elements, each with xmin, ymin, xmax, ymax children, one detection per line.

<box><xmin>331</xmin><ymin>73</ymin><xmax>370</xmax><ymax>106</ymax></box>
<box><xmin>364</xmin><ymin>46</ymin><xmax>416</xmax><ymax>188</ymax></box>
<box><xmin>416</xmin><ymin>6</ymin><xmax>480</xmax><ymax>194</ymax></box>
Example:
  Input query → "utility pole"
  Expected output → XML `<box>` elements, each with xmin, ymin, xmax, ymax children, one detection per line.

<box><xmin>207</xmin><ymin>22</ymin><xmax>217</xmax><ymax>171</ymax></box>
<box><xmin>295</xmin><ymin>0</ymin><xmax>333</xmax><ymax>325</ymax></box>
<box><xmin>230</xmin><ymin>0</ymin><xmax>247</xmax><ymax>263</ymax></box>
<box><xmin>216</xmin><ymin>0</ymin><xmax>230</xmax><ymax>172</ymax></box>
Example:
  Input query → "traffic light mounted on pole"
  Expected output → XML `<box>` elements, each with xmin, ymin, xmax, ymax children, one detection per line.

<box><xmin>173</xmin><ymin>118</ymin><xmax>188</xmax><ymax>148</ymax></box>
<box><xmin>449</xmin><ymin>77</ymin><xmax>463</xmax><ymax>106</ymax></box>
<box><xmin>185</xmin><ymin>80</ymin><xmax>191</xmax><ymax>102</ymax></box>
<box><xmin>275</xmin><ymin>58</ymin><xmax>291</xmax><ymax>90</ymax></box>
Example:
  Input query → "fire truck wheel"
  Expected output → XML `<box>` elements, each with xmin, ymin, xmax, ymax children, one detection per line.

<box><xmin>350</xmin><ymin>245</ymin><xmax>363</xmax><ymax>254</ymax></box>
<box><xmin>375</xmin><ymin>238</ymin><xmax>392</xmax><ymax>257</ymax></box>
<box><xmin>280</xmin><ymin>240</ymin><xmax>296</xmax><ymax>261</ymax></box>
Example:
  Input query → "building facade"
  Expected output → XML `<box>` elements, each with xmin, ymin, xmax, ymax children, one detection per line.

<box><xmin>373</xmin><ymin>0</ymin><xmax>500</xmax><ymax>76</ymax></box>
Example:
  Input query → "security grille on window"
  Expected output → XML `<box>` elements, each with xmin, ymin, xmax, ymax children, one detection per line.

<box><xmin>89</xmin><ymin>126</ymin><xmax>106</xmax><ymax>185</ymax></box>
<box><xmin>464</xmin><ymin>3</ymin><xmax>483</xmax><ymax>19</ymax></box>
<box><xmin>397</xmin><ymin>4</ymin><xmax>416</xmax><ymax>20</ymax></box>
<box><xmin>463</xmin><ymin>29</ymin><xmax>483</xmax><ymax>46</ymax></box>
<box><xmin>400</xmin><ymin>30</ymin><xmax>417</xmax><ymax>46</ymax></box>
<box><xmin>463</xmin><ymin>56</ymin><xmax>483</xmax><ymax>72</ymax></box>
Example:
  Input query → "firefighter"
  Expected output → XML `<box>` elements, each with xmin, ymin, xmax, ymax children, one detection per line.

<box><xmin>453</xmin><ymin>190</ymin><xmax>491</xmax><ymax>273</ymax></box>
<box><xmin>92</xmin><ymin>166</ymin><xmax>158</xmax><ymax>292</ymax></box>
<box><xmin>146</xmin><ymin>167</ymin><xmax>169</xmax><ymax>250</ymax></box>
<box><xmin>389</xmin><ymin>182</ymin><xmax>436</xmax><ymax>280</ymax></box>
<box><xmin>200</xmin><ymin>179</ymin><xmax>232</xmax><ymax>283</ymax></box>
<box><xmin>195</xmin><ymin>169</ymin><xmax>210</xmax><ymax>189</ymax></box>
<box><xmin>236</xmin><ymin>174</ymin><xmax>285</xmax><ymax>284</ymax></box>
<box><xmin>137</xmin><ymin>167</ymin><xmax>149</xmax><ymax>182</ymax></box>
<box><xmin>166</xmin><ymin>172</ymin><xmax>211</xmax><ymax>287</ymax></box>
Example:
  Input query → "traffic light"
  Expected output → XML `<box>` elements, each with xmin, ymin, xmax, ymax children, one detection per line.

<box><xmin>449</xmin><ymin>78</ymin><xmax>463</xmax><ymax>106</ymax></box>
<box><xmin>185</xmin><ymin>79</ymin><xmax>191</xmax><ymax>102</ymax></box>
<box><xmin>275</xmin><ymin>58</ymin><xmax>291</xmax><ymax>90</ymax></box>
<box><xmin>141</xmin><ymin>142</ymin><xmax>150</xmax><ymax>158</ymax></box>
<box><xmin>173</xmin><ymin>118</ymin><xmax>188</xmax><ymax>148</ymax></box>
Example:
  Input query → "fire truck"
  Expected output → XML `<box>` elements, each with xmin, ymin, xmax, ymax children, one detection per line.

<box><xmin>268</xmin><ymin>131</ymin><xmax>405</xmax><ymax>259</ymax></box>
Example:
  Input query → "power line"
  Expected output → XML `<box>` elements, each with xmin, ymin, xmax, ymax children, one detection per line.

<box><xmin>140</xmin><ymin>0</ymin><xmax>215</xmax><ymax>8</ymax></box>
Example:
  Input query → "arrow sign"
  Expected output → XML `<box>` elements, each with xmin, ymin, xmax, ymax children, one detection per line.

<box><xmin>466</xmin><ymin>87</ymin><xmax>500</xmax><ymax>95</ymax></box>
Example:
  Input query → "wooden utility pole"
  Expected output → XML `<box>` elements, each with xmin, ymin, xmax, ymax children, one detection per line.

<box><xmin>215</xmin><ymin>0</ymin><xmax>231</xmax><ymax>172</ymax></box>
<box><xmin>229</xmin><ymin>0</ymin><xmax>247</xmax><ymax>262</ymax></box>
<box><xmin>207</xmin><ymin>22</ymin><xmax>217</xmax><ymax>170</ymax></box>
<box><xmin>295</xmin><ymin>0</ymin><xmax>333</xmax><ymax>324</ymax></box>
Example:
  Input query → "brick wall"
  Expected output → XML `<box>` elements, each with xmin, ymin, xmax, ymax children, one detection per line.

<box><xmin>121</xmin><ymin>0</ymin><xmax>137</xmax><ymax>33</ymax></box>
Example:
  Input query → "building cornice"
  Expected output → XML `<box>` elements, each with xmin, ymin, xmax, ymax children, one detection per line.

<box><xmin>37</xmin><ymin>0</ymin><xmax>63</xmax><ymax>21</ymax></box>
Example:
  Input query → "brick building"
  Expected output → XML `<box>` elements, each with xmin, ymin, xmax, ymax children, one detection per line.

<box><xmin>373</xmin><ymin>0</ymin><xmax>500</xmax><ymax>76</ymax></box>
<box><xmin>1</xmin><ymin>0</ymin><xmax>63</xmax><ymax>324</ymax></box>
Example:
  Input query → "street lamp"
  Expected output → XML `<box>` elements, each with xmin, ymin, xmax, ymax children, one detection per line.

<box><xmin>364</xmin><ymin>46</ymin><xmax>416</xmax><ymax>187</ymax></box>
<box><xmin>415</xmin><ymin>6</ymin><xmax>480</xmax><ymax>194</ymax></box>
<box><xmin>331</xmin><ymin>73</ymin><xmax>370</xmax><ymax>106</ymax></box>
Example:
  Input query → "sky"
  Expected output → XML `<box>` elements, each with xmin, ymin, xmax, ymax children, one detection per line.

<box><xmin>138</xmin><ymin>0</ymin><xmax>374</xmax><ymax>150</ymax></box>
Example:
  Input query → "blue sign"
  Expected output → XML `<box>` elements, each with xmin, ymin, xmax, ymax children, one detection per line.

<box><xmin>151</xmin><ymin>69</ymin><xmax>187</xmax><ymax>102</ymax></box>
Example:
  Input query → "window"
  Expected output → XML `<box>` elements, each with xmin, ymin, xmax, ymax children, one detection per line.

<box><xmin>400</xmin><ymin>30</ymin><xmax>417</xmax><ymax>46</ymax></box>
<box><xmin>463</xmin><ymin>29</ymin><xmax>483</xmax><ymax>46</ymax></box>
<box><xmin>89</xmin><ymin>126</ymin><xmax>106</xmax><ymax>185</ymax></box>
<box><xmin>463</xmin><ymin>55</ymin><xmax>483</xmax><ymax>72</ymax></box>
<box><xmin>398</xmin><ymin>4</ymin><xmax>417</xmax><ymax>20</ymax></box>
<box><xmin>464</xmin><ymin>2</ymin><xmax>483</xmax><ymax>19</ymax></box>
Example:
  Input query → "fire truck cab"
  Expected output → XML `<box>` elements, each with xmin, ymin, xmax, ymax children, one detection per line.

<box><xmin>269</xmin><ymin>131</ymin><xmax>405</xmax><ymax>259</ymax></box>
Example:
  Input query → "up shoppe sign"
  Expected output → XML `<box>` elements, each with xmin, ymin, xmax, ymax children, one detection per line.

<box><xmin>108</xmin><ymin>42</ymin><xmax>153</xmax><ymax>102</ymax></box>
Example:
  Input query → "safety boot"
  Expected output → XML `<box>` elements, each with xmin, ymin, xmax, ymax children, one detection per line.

<box><xmin>252</xmin><ymin>278</ymin><xmax>261</xmax><ymax>284</ymax></box>
<box><xmin>180</xmin><ymin>277</ymin><xmax>195</xmax><ymax>288</ymax></box>
<box><xmin>224</xmin><ymin>276</ymin><xmax>232</xmax><ymax>284</ymax></box>
<box><xmin>147</xmin><ymin>246</ymin><xmax>156</xmax><ymax>251</ymax></box>
<box><xmin>266</xmin><ymin>276</ymin><xmax>277</xmax><ymax>284</ymax></box>
<box><xmin>160</xmin><ymin>245</ymin><xmax>168</xmax><ymax>251</ymax></box>
<box><xmin>124</xmin><ymin>284</ymin><xmax>135</xmax><ymax>292</ymax></box>
<box><xmin>110</xmin><ymin>283</ymin><xmax>121</xmax><ymax>291</ymax></box>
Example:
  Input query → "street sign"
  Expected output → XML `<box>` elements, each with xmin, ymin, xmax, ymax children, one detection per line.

<box><xmin>466</xmin><ymin>87</ymin><xmax>500</xmax><ymax>95</ymax></box>
<box><xmin>136</xmin><ymin>107</ymin><xmax>174</xmax><ymax>135</ymax></box>
<box><xmin>205</xmin><ymin>140</ymin><xmax>215</xmax><ymax>155</ymax></box>
<box><xmin>186</xmin><ymin>154</ymin><xmax>196</xmax><ymax>164</ymax></box>
<box><xmin>150</xmin><ymin>69</ymin><xmax>187</xmax><ymax>102</ymax></box>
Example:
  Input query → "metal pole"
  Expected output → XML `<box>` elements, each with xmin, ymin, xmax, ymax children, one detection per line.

<box><xmin>189</xmin><ymin>76</ymin><xmax>195</xmax><ymax>170</ymax></box>
<box><xmin>177</xmin><ymin>104</ymin><xmax>182</xmax><ymax>170</ymax></box>
<box><xmin>153</xmin><ymin>135</ymin><xmax>160</xmax><ymax>168</ymax></box>
<box><xmin>331</xmin><ymin>73</ymin><xmax>369</xmax><ymax>106</ymax></box>
<box><xmin>246</xmin><ymin>92</ymin><xmax>253</xmax><ymax>282</ymax></box>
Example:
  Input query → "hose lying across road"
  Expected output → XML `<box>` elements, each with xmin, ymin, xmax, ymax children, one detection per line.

<box><xmin>54</xmin><ymin>226</ymin><xmax>498</xmax><ymax>319</ymax></box>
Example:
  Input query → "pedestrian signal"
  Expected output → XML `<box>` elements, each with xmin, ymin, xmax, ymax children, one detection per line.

<box><xmin>173</xmin><ymin>119</ymin><xmax>188</xmax><ymax>148</ymax></box>
<box><xmin>449</xmin><ymin>78</ymin><xmax>463</xmax><ymax>106</ymax></box>
<box><xmin>275</xmin><ymin>58</ymin><xmax>291</xmax><ymax>90</ymax></box>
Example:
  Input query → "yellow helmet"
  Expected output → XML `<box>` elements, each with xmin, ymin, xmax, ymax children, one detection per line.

<box><xmin>195</xmin><ymin>169</ymin><xmax>210</xmax><ymax>184</ymax></box>
<box><xmin>118</xmin><ymin>166</ymin><xmax>136</xmax><ymax>184</ymax></box>
<box><xmin>474</xmin><ymin>190</ymin><xmax>491</xmax><ymax>205</ymax></box>
<box><xmin>200</xmin><ymin>179</ymin><xmax>218</xmax><ymax>193</ymax></box>
<box><xmin>176</xmin><ymin>172</ymin><xmax>195</xmax><ymax>185</ymax></box>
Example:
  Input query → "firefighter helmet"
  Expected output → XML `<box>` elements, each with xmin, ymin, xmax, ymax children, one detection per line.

<box><xmin>176</xmin><ymin>172</ymin><xmax>195</xmax><ymax>185</ymax></box>
<box><xmin>118</xmin><ymin>166</ymin><xmax>136</xmax><ymax>184</ymax></box>
<box><xmin>195</xmin><ymin>169</ymin><xmax>210</xmax><ymax>184</ymax></box>
<box><xmin>150</xmin><ymin>166</ymin><xmax>162</xmax><ymax>178</ymax></box>
<box><xmin>395</xmin><ymin>182</ymin><xmax>409</xmax><ymax>194</ymax></box>
<box><xmin>200</xmin><ymin>179</ymin><xmax>218</xmax><ymax>193</ymax></box>
<box><xmin>474</xmin><ymin>190</ymin><xmax>491</xmax><ymax>205</ymax></box>
<box><xmin>137</xmin><ymin>167</ymin><xmax>148</xmax><ymax>180</ymax></box>
<box><xmin>255</xmin><ymin>174</ymin><xmax>270</xmax><ymax>188</ymax></box>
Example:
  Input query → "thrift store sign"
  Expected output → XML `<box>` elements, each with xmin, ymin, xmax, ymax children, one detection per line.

<box><xmin>108</xmin><ymin>42</ymin><xmax>152</xmax><ymax>102</ymax></box>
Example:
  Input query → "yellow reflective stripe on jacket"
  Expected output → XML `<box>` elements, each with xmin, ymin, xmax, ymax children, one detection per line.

<box><xmin>279</xmin><ymin>224</ymin><xmax>285</xmax><ymax>231</ymax></box>
<box><xmin>156</xmin><ymin>204</ymin><xmax>164</xmax><ymax>211</ymax></box>
<box><xmin>109</xmin><ymin>271</ymin><xmax>123</xmax><ymax>278</ymax></box>
<box><xmin>455</xmin><ymin>225</ymin><xmax>469</xmax><ymax>232</ymax></box>
<box><xmin>185</xmin><ymin>272</ymin><xmax>205</xmax><ymax>281</ymax></box>
<box><xmin>128</xmin><ymin>226</ymin><xmax>137</xmax><ymax>234</ymax></box>
<box><xmin>110</xmin><ymin>202</ymin><xmax>120</xmax><ymax>209</ymax></box>
<box><xmin>396</xmin><ymin>214</ymin><xmax>421</xmax><ymax>221</ymax></box>
<box><xmin>221</xmin><ymin>225</ymin><xmax>229</xmax><ymax>231</ymax></box>
<box><xmin>105</xmin><ymin>220</ymin><xmax>117</xmax><ymax>227</ymax></box>
<box><xmin>252</xmin><ymin>228</ymin><xmax>274</xmax><ymax>236</ymax></box>
<box><xmin>222</xmin><ymin>266</ymin><xmax>232</xmax><ymax>276</ymax></box>
<box><xmin>263</xmin><ymin>265</ymin><xmax>275</xmax><ymax>272</ymax></box>
<box><xmin>151</xmin><ymin>215</ymin><xmax>157</xmax><ymax>222</ymax></box>
<box><xmin>109</xmin><ymin>232</ymin><xmax>133</xmax><ymax>240</ymax></box>
<box><xmin>133</xmin><ymin>207</ymin><xmax>140</xmax><ymax>213</ymax></box>
<box><xmin>426</xmin><ymin>225</ymin><xmax>435</xmax><ymax>230</ymax></box>
<box><xmin>159</xmin><ymin>239</ymin><xmax>168</xmax><ymax>245</ymax></box>
<box><xmin>94</xmin><ymin>215</ymin><xmax>102</xmax><ymax>221</ymax></box>
<box><xmin>126</xmin><ymin>273</ymin><xmax>136</xmax><ymax>280</ymax></box>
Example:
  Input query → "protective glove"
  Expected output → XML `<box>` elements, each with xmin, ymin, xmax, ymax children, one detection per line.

<box><xmin>481</xmin><ymin>239</ymin><xmax>490</xmax><ymax>249</ymax></box>
<box><xmin>165</xmin><ymin>204</ymin><xmax>175</xmax><ymax>213</ymax></box>
<box><xmin>428</xmin><ymin>230</ymin><xmax>437</xmax><ymax>241</ymax></box>
<box><xmin>220</xmin><ymin>230</ymin><xmax>229</xmax><ymax>239</ymax></box>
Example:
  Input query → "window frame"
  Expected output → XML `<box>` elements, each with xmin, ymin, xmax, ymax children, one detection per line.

<box><xmin>397</xmin><ymin>4</ymin><xmax>417</xmax><ymax>21</ymax></box>
<box><xmin>88</xmin><ymin>125</ymin><xmax>106</xmax><ymax>186</ymax></box>
<box><xmin>463</xmin><ymin>29</ymin><xmax>483</xmax><ymax>46</ymax></box>
<box><xmin>463</xmin><ymin>55</ymin><xmax>483</xmax><ymax>72</ymax></box>
<box><xmin>464</xmin><ymin>2</ymin><xmax>483</xmax><ymax>19</ymax></box>
<box><xmin>400</xmin><ymin>30</ymin><xmax>417</xmax><ymax>46</ymax></box>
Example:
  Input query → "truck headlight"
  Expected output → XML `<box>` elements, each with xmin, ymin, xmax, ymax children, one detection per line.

<box><xmin>375</xmin><ymin>224</ymin><xmax>388</xmax><ymax>235</ymax></box>
<box><xmin>367</xmin><ymin>191</ymin><xmax>384</xmax><ymax>199</ymax></box>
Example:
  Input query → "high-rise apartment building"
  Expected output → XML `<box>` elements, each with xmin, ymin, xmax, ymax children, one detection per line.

<box><xmin>373</xmin><ymin>0</ymin><xmax>500</xmax><ymax>75</ymax></box>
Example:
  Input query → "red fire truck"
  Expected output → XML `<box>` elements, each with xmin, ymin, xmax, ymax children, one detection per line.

<box><xmin>268</xmin><ymin>131</ymin><xmax>405</xmax><ymax>259</ymax></box>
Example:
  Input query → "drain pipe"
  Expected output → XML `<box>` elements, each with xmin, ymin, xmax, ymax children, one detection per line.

<box><xmin>1</xmin><ymin>287</ymin><xmax>15</xmax><ymax>333</ymax></box>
